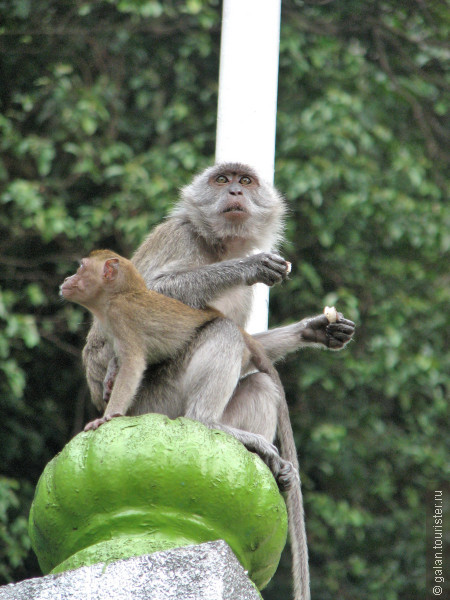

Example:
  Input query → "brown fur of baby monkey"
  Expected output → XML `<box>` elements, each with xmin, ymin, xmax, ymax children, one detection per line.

<box><xmin>61</xmin><ymin>250</ymin><xmax>231</xmax><ymax>423</ymax></box>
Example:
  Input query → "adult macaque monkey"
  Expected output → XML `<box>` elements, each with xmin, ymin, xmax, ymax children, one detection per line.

<box><xmin>62</xmin><ymin>249</ymin><xmax>309</xmax><ymax>600</ymax></box>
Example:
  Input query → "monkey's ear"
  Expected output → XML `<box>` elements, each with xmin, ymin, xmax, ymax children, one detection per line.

<box><xmin>103</xmin><ymin>258</ymin><xmax>120</xmax><ymax>281</ymax></box>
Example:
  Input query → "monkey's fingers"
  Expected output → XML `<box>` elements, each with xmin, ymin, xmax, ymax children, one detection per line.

<box><xmin>326</xmin><ymin>318</ymin><xmax>355</xmax><ymax>348</ymax></box>
<box><xmin>249</xmin><ymin>432</ymin><xmax>280</xmax><ymax>456</ymax></box>
<box><xmin>84</xmin><ymin>413</ymin><xmax>123</xmax><ymax>432</ymax></box>
<box><xmin>265</xmin><ymin>253</ymin><xmax>291</xmax><ymax>274</ymax></box>
<box><xmin>84</xmin><ymin>417</ymin><xmax>106</xmax><ymax>431</ymax></box>
<box><xmin>266</xmin><ymin>253</ymin><xmax>290</xmax><ymax>267</ymax></box>
<box><xmin>104</xmin><ymin>412</ymin><xmax>124</xmax><ymax>421</ymax></box>
<box><xmin>336</xmin><ymin>313</ymin><xmax>355</xmax><ymax>327</ymax></box>
<box><xmin>259</xmin><ymin>254</ymin><xmax>291</xmax><ymax>285</ymax></box>
<box><xmin>261</xmin><ymin>450</ymin><xmax>298</xmax><ymax>492</ymax></box>
<box><xmin>326</xmin><ymin>334</ymin><xmax>355</xmax><ymax>350</ymax></box>
<box><xmin>326</xmin><ymin>320</ymin><xmax>355</xmax><ymax>334</ymax></box>
<box><xmin>326</xmin><ymin>327</ymin><xmax>355</xmax><ymax>340</ymax></box>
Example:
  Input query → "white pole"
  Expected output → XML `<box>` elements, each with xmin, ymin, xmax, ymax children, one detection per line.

<box><xmin>215</xmin><ymin>0</ymin><xmax>282</xmax><ymax>334</ymax></box>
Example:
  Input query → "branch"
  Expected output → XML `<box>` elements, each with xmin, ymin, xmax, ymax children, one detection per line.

<box><xmin>373</xmin><ymin>28</ymin><xmax>441</xmax><ymax>160</ymax></box>
<box><xmin>376</xmin><ymin>25</ymin><xmax>450</xmax><ymax>92</ymax></box>
<box><xmin>71</xmin><ymin>383</ymin><xmax>91</xmax><ymax>437</ymax></box>
<box><xmin>39</xmin><ymin>329</ymin><xmax>81</xmax><ymax>358</ymax></box>
<box><xmin>0</xmin><ymin>19</ymin><xmax>206</xmax><ymax>39</ymax></box>
<box><xmin>0</xmin><ymin>253</ymin><xmax>81</xmax><ymax>268</ymax></box>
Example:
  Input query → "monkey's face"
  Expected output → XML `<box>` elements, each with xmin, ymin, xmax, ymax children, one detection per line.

<box><xmin>60</xmin><ymin>258</ymin><xmax>104</xmax><ymax>308</ymax></box>
<box><xmin>178</xmin><ymin>162</ymin><xmax>286</xmax><ymax>249</ymax></box>
<box><xmin>209</xmin><ymin>171</ymin><xmax>257</xmax><ymax>224</ymax></box>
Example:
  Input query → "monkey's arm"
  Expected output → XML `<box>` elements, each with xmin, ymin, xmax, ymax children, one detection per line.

<box><xmin>84</xmin><ymin>350</ymin><xmax>146</xmax><ymax>431</ymax></box>
<box><xmin>146</xmin><ymin>253</ymin><xmax>290</xmax><ymax>309</ymax></box>
<box><xmin>104</xmin><ymin>354</ymin><xmax>146</xmax><ymax>417</ymax></box>
<box><xmin>253</xmin><ymin>314</ymin><xmax>355</xmax><ymax>363</ymax></box>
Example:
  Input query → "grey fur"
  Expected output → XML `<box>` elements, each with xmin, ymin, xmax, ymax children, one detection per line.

<box><xmin>83</xmin><ymin>162</ymin><xmax>355</xmax><ymax>600</ymax></box>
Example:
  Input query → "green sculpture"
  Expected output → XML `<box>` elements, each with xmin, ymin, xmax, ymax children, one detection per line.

<box><xmin>29</xmin><ymin>413</ymin><xmax>288</xmax><ymax>590</ymax></box>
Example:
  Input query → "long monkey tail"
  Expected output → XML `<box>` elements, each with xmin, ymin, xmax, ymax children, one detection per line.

<box><xmin>241</xmin><ymin>331</ymin><xmax>311</xmax><ymax>600</ymax></box>
<box><xmin>276</xmin><ymin>384</ymin><xmax>311</xmax><ymax>600</ymax></box>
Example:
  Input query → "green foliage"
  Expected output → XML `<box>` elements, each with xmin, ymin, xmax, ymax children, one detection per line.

<box><xmin>0</xmin><ymin>478</ymin><xmax>31</xmax><ymax>582</ymax></box>
<box><xmin>0</xmin><ymin>0</ymin><xmax>448</xmax><ymax>596</ymax></box>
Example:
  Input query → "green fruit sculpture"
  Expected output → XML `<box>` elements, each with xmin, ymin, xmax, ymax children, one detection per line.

<box><xmin>29</xmin><ymin>413</ymin><xmax>288</xmax><ymax>590</ymax></box>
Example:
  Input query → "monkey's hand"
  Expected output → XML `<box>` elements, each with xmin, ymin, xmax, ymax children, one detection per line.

<box><xmin>84</xmin><ymin>412</ymin><xmax>123</xmax><ymax>432</ymax></box>
<box><xmin>242</xmin><ymin>253</ymin><xmax>291</xmax><ymax>287</ymax></box>
<box><xmin>301</xmin><ymin>313</ymin><xmax>355</xmax><ymax>350</ymax></box>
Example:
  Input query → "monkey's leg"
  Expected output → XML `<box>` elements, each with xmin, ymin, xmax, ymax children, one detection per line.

<box><xmin>221</xmin><ymin>373</ymin><xmax>297</xmax><ymax>491</ymax></box>
<box><xmin>178</xmin><ymin>320</ymin><xmax>292</xmax><ymax>488</ymax></box>
<box><xmin>85</xmin><ymin>355</ymin><xmax>147</xmax><ymax>431</ymax></box>
<box><xmin>181</xmin><ymin>319</ymin><xmax>245</xmax><ymax>422</ymax></box>
<box><xmin>103</xmin><ymin>356</ymin><xmax>119</xmax><ymax>402</ymax></box>
<box><xmin>82</xmin><ymin>321</ymin><xmax>114</xmax><ymax>411</ymax></box>
<box><xmin>222</xmin><ymin>372</ymin><xmax>278</xmax><ymax>441</ymax></box>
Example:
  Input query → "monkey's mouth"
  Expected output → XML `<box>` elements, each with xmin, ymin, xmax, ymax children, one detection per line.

<box><xmin>60</xmin><ymin>282</ymin><xmax>78</xmax><ymax>298</ymax></box>
<box><xmin>222</xmin><ymin>204</ymin><xmax>249</xmax><ymax>218</ymax></box>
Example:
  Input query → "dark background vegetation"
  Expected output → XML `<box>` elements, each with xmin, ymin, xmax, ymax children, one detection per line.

<box><xmin>0</xmin><ymin>1</ymin><xmax>448</xmax><ymax>598</ymax></box>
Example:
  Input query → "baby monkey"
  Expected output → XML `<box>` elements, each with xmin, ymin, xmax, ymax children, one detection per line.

<box><xmin>61</xmin><ymin>250</ymin><xmax>225</xmax><ymax>430</ymax></box>
<box><xmin>61</xmin><ymin>249</ymin><xmax>310</xmax><ymax>600</ymax></box>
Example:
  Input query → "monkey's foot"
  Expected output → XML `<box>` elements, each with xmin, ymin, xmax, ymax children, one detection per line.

<box><xmin>273</xmin><ymin>458</ymin><xmax>299</xmax><ymax>492</ymax></box>
<box><xmin>249</xmin><ymin>449</ymin><xmax>297</xmax><ymax>492</ymax></box>
<box><xmin>214</xmin><ymin>424</ymin><xmax>297</xmax><ymax>491</ymax></box>
<box><xmin>84</xmin><ymin>412</ymin><xmax>123</xmax><ymax>431</ymax></box>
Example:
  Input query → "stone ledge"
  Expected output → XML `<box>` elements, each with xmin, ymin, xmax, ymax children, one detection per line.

<box><xmin>0</xmin><ymin>540</ymin><xmax>262</xmax><ymax>600</ymax></box>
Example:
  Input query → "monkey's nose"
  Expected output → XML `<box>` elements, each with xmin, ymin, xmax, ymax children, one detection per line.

<box><xmin>229</xmin><ymin>185</ymin><xmax>243</xmax><ymax>196</ymax></box>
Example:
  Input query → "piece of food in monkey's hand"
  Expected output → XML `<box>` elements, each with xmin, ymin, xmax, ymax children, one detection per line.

<box><xmin>286</xmin><ymin>261</ymin><xmax>292</xmax><ymax>274</ymax></box>
<box><xmin>324</xmin><ymin>306</ymin><xmax>338</xmax><ymax>323</ymax></box>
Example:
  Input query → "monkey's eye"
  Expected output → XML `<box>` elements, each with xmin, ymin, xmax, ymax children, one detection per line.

<box><xmin>240</xmin><ymin>176</ymin><xmax>252</xmax><ymax>185</ymax></box>
<box><xmin>215</xmin><ymin>175</ymin><xmax>228</xmax><ymax>184</ymax></box>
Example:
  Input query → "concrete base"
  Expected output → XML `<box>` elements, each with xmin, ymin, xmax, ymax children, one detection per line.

<box><xmin>0</xmin><ymin>540</ymin><xmax>262</xmax><ymax>600</ymax></box>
